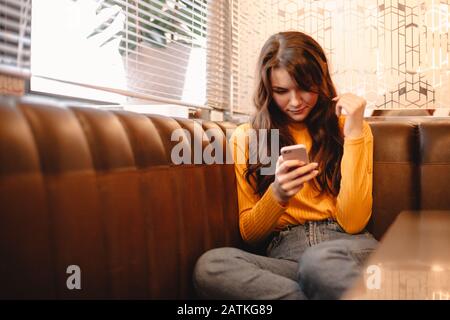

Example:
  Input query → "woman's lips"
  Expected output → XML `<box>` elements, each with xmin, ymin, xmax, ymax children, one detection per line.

<box><xmin>289</xmin><ymin>107</ymin><xmax>307</xmax><ymax>114</ymax></box>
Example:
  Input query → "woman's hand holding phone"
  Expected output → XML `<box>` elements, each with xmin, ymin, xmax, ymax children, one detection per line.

<box><xmin>272</xmin><ymin>152</ymin><xmax>319</xmax><ymax>206</ymax></box>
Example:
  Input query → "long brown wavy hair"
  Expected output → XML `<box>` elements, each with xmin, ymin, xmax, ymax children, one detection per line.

<box><xmin>245</xmin><ymin>31</ymin><xmax>344</xmax><ymax>197</ymax></box>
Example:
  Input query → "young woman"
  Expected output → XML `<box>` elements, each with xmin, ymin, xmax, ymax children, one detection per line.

<box><xmin>193</xmin><ymin>31</ymin><xmax>378</xmax><ymax>300</ymax></box>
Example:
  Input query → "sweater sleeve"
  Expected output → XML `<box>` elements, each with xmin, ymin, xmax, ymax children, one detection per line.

<box><xmin>230</xmin><ymin>126</ymin><xmax>286</xmax><ymax>246</ymax></box>
<box><xmin>336</xmin><ymin>119</ymin><xmax>374</xmax><ymax>234</ymax></box>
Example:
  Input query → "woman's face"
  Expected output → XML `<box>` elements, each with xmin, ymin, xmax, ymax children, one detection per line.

<box><xmin>270</xmin><ymin>67</ymin><xmax>319</xmax><ymax>122</ymax></box>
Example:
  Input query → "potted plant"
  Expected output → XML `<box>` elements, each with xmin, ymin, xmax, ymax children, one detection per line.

<box><xmin>98</xmin><ymin>0</ymin><xmax>207</xmax><ymax>102</ymax></box>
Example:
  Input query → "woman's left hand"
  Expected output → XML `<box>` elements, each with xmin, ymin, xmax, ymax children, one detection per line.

<box><xmin>332</xmin><ymin>93</ymin><xmax>366</xmax><ymax>139</ymax></box>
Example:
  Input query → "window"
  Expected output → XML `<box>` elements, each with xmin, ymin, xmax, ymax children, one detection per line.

<box><xmin>30</xmin><ymin>0</ymin><xmax>208</xmax><ymax>108</ymax></box>
<box><xmin>0</xmin><ymin>0</ymin><xmax>31</xmax><ymax>96</ymax></box>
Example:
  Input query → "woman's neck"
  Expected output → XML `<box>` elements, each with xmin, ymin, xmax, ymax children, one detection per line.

<box><xmin>287</xmin><ymin>120</ymin><xmax>307</xmax><ymax>131</ymax></box>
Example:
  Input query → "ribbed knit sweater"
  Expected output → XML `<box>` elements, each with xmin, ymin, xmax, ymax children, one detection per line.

<box><xmin>230</xmin><ymin>116</ymin><xmax>373</xmax><ymax>245</ymax></box>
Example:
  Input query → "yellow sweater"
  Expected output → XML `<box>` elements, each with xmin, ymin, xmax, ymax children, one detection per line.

<box><xmin>230</xmin><ymin>116</ymin><xmax>373</xmax><ymax>245</ymax></box>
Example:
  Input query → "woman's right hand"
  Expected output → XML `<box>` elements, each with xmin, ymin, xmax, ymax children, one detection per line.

<box><xmin>272</xmin><ymin>156</ymin><xmax>319</xmax><ymax>205</ymax></box>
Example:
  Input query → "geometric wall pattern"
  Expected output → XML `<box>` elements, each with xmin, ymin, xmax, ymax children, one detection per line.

<box><xmin>231</xmin><ymin>0</ymin><xmax>450</xmax><ymax>115</ymax></box>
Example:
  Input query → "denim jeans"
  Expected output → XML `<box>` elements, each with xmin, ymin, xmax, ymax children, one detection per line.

<box><xmin>193</xmin><ymin>219</ymin><xmax>378</xmax><ymax>300</ymax></box>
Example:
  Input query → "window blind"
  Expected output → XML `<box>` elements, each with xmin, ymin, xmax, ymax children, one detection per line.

<box><xmin>206</xmin><ymin>0</ymin><xmax>231</xmax><ymax>111</ymax></box>
<box><xmin>204</xmin><ymin>0</ymin><xmax>264</xmax><ymax>118</ymax></box>
<box><xmin>205</xmin><ymin>0</ymin><xmax>252</xmax><ymax>122</ymax></box>
<box><xmin>0</xmin><ymin>0</ymin><xmax>31</xmax><ymax>95</ymax></box>
<box><xmin>229</xmin><ymin>0</ymin><xmax>268</xmax><ymax>116</ymax></box>
<box><xmin>31</xmin><ymin>0</ymin><xmax>210</xmax><ymax>107</ymax></box>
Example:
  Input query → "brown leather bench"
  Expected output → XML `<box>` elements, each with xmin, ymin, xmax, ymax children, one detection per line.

<box><xmin>1</xmin><ymin>97</ymin><xmax>449</xmax><ymax>299</ymax></box>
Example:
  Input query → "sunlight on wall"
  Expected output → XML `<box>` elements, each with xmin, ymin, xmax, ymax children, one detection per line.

<box><xmin>232</xmin><ymin>0</ymin><xmax>450</xmax><ymax>114</ymax></box>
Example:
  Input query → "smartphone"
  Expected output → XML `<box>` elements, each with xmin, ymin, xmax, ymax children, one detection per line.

<box><xmin>280</xmin><ymin>144</ymin><xmax>309</xmax><ymax>164</ymax></box>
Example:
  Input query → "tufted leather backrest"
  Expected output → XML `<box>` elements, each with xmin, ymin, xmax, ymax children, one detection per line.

<box><xmin>418</xmin><ymin>121</ymin><xmax>450</xmax><ymax>210</ymax></box>
<box><xmin>0</xmin><ymin>97</ymin><xmax>242</xmax><ymax>299</ymax></box>
<box><xmin>1</xmin><ymin>97</ymin><xmax>449</xmax><ymax>299</ymax></box>
<box><xmin>366</xmin><ymin>117</ymin><xmax>450</xmax><ymax>239</ymax></box>
<box><xmin>365</xmin><ymin>120</ymin><xmax>421</xmax><ymax>240</ymax></box>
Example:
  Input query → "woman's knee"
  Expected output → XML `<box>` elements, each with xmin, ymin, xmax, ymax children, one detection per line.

<box><xmin>298</xmin><ymin>245</ymin><xmax>335</xmax><ymax>283</ymax></box>
<box><xmin>297</xmin><ymin>243</ymin><xmax>356</xmax><ymax>299</ymax></box>
<box><xmin>193</xmin><ymin>247</ymin><xmax>244</xmax><ymax>296</ymax></box>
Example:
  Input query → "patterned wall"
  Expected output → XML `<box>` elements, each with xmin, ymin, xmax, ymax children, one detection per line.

<box><xmin>231</xmin><ymin>0</ymin><xmax>450</xmax><ymax>114</ymax></box>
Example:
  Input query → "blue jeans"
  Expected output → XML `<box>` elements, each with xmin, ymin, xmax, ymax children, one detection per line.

<box><xmin>193</xmin><ymin>219</ymin><xmax>378</xmax><ymax>299</ymax></box>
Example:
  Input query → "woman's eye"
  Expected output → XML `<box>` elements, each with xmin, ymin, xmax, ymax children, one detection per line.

<box><xmin>274</xmin><ymin>90</ymin><xmax>287</xmax><ymax>94</ymax></box>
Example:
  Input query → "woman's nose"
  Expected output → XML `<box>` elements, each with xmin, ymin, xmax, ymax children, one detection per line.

<box><xmin>289</xmin><ymin>91</ymin><xmax>302</xmax><ymax>107</ymax></box>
